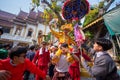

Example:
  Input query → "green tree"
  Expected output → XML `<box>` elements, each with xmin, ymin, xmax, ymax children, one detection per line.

<box><xmin>83</xmin><ymin>0</ymin><xmax>115</xmax><ymax>27</ymax></box>
<box><xmin>83</xmin><ymin>6</ymin><xmax>99</xmax><ymax>27</ymax></box>
<box><xmin>32</xmin><ymin>0</ymin><xmax>65</xmax><ymax>27</ymax></box>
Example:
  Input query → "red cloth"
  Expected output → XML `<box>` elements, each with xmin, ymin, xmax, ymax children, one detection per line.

<box><xmin>36</xmin><ymin>65</ymin><xmax>48</xmax><ymax>80</ymax></box>
<box><xmin>81</xmin><ymin>50</ymin><xmax>91</xmax><ymax>62</ymax></box>
<box><xmin>69</xmin><ymin>50</ymin><xmax>91</xmax><ymax>80</ymax></box>
<box><xmin>0</xmin><ymin>58</ymin><xmax>45</xmax><ymax>80</ymax></box>
<box><xmin>33</xmin><ymin>49</ymin><xmax>50</xmax><ymax>80</ymax></box>
<box><xmin>33</xmin><ymin>49</ymin><xmax>50</xmax><ymax>66</ymax></box>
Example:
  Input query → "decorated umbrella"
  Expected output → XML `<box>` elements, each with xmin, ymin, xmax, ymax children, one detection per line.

<box><xmin>62</xmin><ymin>0</ymin><xmax>89</xmax><ymax>45</ymax></box>
<box><xmin>62</xmin><ymin>0</ymin><xmax>89</xmax><ymax>21</ymax></box>
<box><xmin>62</xmin><ymin>0</ymin><xmax>92</xmax><ymax>78</ymax></box>
<box><xmin>52</xmin><ymin>0</ymin><xmax>90</xmax><ymax>65</ymax></box>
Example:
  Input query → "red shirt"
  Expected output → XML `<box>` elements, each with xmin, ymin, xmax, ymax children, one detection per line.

<box><xmin>0</xmin><ymin>58</ymin><xmax>45</xmax><ymax>80</ymax></box>
<box><xmin>70</xmin><ymin>50</ymin><xmax>91</xmax><ymax>67</ymax></box>
<box><xmin>33</xmin><ymin>49</ymin><xmax>50</xmax><ymax>66</ymax></box>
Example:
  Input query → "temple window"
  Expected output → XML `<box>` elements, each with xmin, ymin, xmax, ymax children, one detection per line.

<box><xmin>27</xmin><ymin>28</ymin><xmax>33</xmax><ymax>37</ymax></box>
<box><xmin>0</xmin><ymin>26</ymin><xmax>10</xmax><ymax>33</ymax></box>
<box><xmin>38</xmin><ymin>30</ymin><xmax>43</xmax><ymax>37</ymax></box>
<box><xmin>15</xmin><ymin>27</ymin><xmax>21</xmax><ymax>35</ymax></box>
<box><xmin>2</xmin><ymin>27</ymin><xmax>10</xmax><ymax>33</ymax></box>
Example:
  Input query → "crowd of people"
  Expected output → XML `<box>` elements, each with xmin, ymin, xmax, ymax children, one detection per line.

<box><xmin>0</xmin><ymin>39</ymin><xmax>120</xmax><ymax>80</ymax></box>
<box><xmin>0</xmin><ymin>27</ymin><xmax>120</xmax><ymax>80</ymax></box>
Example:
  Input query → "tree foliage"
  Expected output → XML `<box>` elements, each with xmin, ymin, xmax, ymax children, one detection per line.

<box><xmin>43</xmin><ymin>9</ymin><xmax>53</xmax><ymax>24</ymax></box>
<box><xmin>83</xmin><ymin>1</ymin><xmax>104</xmax><ymax>27</ymax></box>
<box><xmin>98</xmin><ymin>1</ymin><xmax>104</xmax><ymax>8</ymax></box>
<box><xmin>32</xmin><ymin>0</ymin><xmax>40</xmax><ymax>7</ymax></box>
<box><xmin>84</xmin><ymin>30</ymin><xmax>94</xmax><ymax>39</ymax></box>
<box><xmin>32</xmin><ymin>0</ymin><xmax>65</xmax><ymax>27</ymax></box>
<box><xmin>83</xmin><ymin>6</ymin><xmax>99</xmax><ymax>27</ymax></box>
<box><xmin>83</xmin><ymin>0</ymin><xmax>114</xmax><ymax>27</ymax></box>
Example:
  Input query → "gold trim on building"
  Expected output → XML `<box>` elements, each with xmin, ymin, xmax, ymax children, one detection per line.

<box><xmin>82</xmin><ymin>17</ymin><xmax>103</xmax><ymax>30</ymax></box>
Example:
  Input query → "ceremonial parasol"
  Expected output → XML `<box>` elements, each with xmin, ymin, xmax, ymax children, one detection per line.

<box><xmin>62</xmin><ymin>0</ymin><xmax>89</xmax><ymax>21</ymax></box>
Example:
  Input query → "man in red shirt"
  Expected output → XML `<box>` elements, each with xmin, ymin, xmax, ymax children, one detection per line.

<box><xmin>0</xmin><ymin>46</ymin><xmax>46</xmax><ymax>80</ymax></box>
<box><xmin>33</xmin><ymin>41</ymin><xmax>50</xmax><ymax>80</ymax></box>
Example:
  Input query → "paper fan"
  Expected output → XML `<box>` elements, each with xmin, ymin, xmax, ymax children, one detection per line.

<box><xmin>62</xmin><ymin>0</ymin><xmax>89</xmax><ymax>21</ymax></box>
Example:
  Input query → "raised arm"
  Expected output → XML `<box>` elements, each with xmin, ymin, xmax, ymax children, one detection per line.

<box><xmin>81</xmin><ymin>56</ymin><xmax>108</xmax><ymax>77</ymax></box>
<box><xmin>67</xmin><ymin>36</ymin><xmax>76</xmax><ymax>45</ymax></box>
<box><xmin>49</xmin><ymin>25</ymin><xmax>60</xmax><ymax>39</ymax></box>
<box><xmin>26</xmin><ymin>59</ymin><xmax>46</xmax><ymax>79</ymax></box>
<box><xmin>81</xmin><ymin>50</ymin><xmax>91</xmax><ymax>61</ymax></box>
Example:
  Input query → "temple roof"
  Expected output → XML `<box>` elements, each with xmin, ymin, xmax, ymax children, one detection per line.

<box><xmin>82</xmin><ymin>17</ymin><xmax>103</xmax><ymax>30</ymax></box>
<box><xmin>13</xmin><ymin>10</ymin><xmax>28</xmax><ymax>26</ymax></box>
<box><xmin>82</xmin><ymin>5</ymin><xmax>120</xmax><ymax>31</ymax></box>
<box><xmin>0</xmin><ymin>10</ymin><xmax>15</xmax><ymax>27</ymax></box>
<box><xmin>0</xmin><ymin>19</ymin><xmax>14</xmax><ymax>27</ymax></box>
<box><xmin>0</xmin><ymin>10</ymin><xmax>16</xmax><ymax>21</ymax></box>
<box><xmin>28</xmin><ymin>10</ymin><xmax>37</xmax><ymax>20</ymax></box>
<box><xmin>16</xmin><ymin>10</ymin><xmax>28</xmax><ymax>20</ymax></box>
<box><xmin>24</xmin><ymin>10</ymin><xmax>38</xmax><ymax>25</ymax></box>
<box><xmin>0</xmin><ymin>10</ymin><xmax>45</xmax><ymax>26</ymax></box>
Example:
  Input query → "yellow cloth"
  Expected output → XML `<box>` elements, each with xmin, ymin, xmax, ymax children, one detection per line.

<box><xmin>52</xmin><ymin>49</ymin><xmax>61</xmax><ymax>64</ymax></box>
<box><xmin>80</xmin><ymin>62</ymin><xmax>93</xmax><ymax>78</ymax></box>
<box><xmin>66</xmin><ymin>53</ymin><xmax>74</xmax><ymax>63</ymax></box>
<box><xmin>52</xmin><ymin>49</ymin><xmax>74</xmax><ymax>63</ymax></box>
<box><xmin>50</xmin><ymin>27</ymin><xmax>75</xmax><ymax>45</ymax></box>
<box><xmin>61</xmin><ymin>24</ymin><xmax>73</xmax><ymax>31</ymax></box>
<box><xmin>50</xmin><ymin>24</ymin><xmax>75</xmax><ymax>63</ymax></box>
<box><xmin>80</xmin><ymin>68</ymin><xmax>92</xmax><ymax>78</ymax></box>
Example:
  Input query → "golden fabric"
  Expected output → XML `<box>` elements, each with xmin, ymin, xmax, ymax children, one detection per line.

<box><xmin>61</xmin><ymin>23</ymin><xmax>73</xmax><ymax>31</ymax></box>
<box><xmin>80</xmin><ymin>68</ymin><xmax>91</xmax><ymax>78</ymax></box>
<box><xmin>80</xmin><ymin>62</ymin><xmax>93</xmax><ymax>77</ymax></box>
<box><xmin>50</xmin><ymin>24</ymin><xmax>75</xmax><ymax>63</ymax></box>
<box><xmin>50</xmin><ymin>28</ymin><xmax>75</xmax><ymax>45</ymax></box>
<box><xmin>52</xmin><ymin>49</ymin><xmax>74</xmax><ymax>64</ymax></box>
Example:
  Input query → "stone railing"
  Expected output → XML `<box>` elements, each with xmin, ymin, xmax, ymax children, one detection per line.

<box><xmin>1</xmin><ymin>33</ymin><xmax>32</xmax><ymax>43</ymax></box>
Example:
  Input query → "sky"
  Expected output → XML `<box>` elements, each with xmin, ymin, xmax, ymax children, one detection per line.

<box><xmin>0</xmin><ymin>0</ymin><xmax>120</xmax><ymax>15</ymax></box>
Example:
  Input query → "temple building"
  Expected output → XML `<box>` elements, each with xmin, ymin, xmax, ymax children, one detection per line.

<box><xmin>0</xmin><ymin>10</ymin><xmax>50</xmax><ymax>46</ymax></box>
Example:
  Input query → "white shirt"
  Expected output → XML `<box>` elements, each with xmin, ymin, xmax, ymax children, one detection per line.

<box><xmin>55</xmin><ymin>54</ymin><xmax>70</xmax><ymax>72</ymax></box>
<box><xmin>96</xmin><ymin>51</ymin><xmax>106</xmax><ymax>57</ymax></box>
<box><xmin>50</xmin><ymin>52</ymin><xmax>55</xmax><ymax>59</ymax></box>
